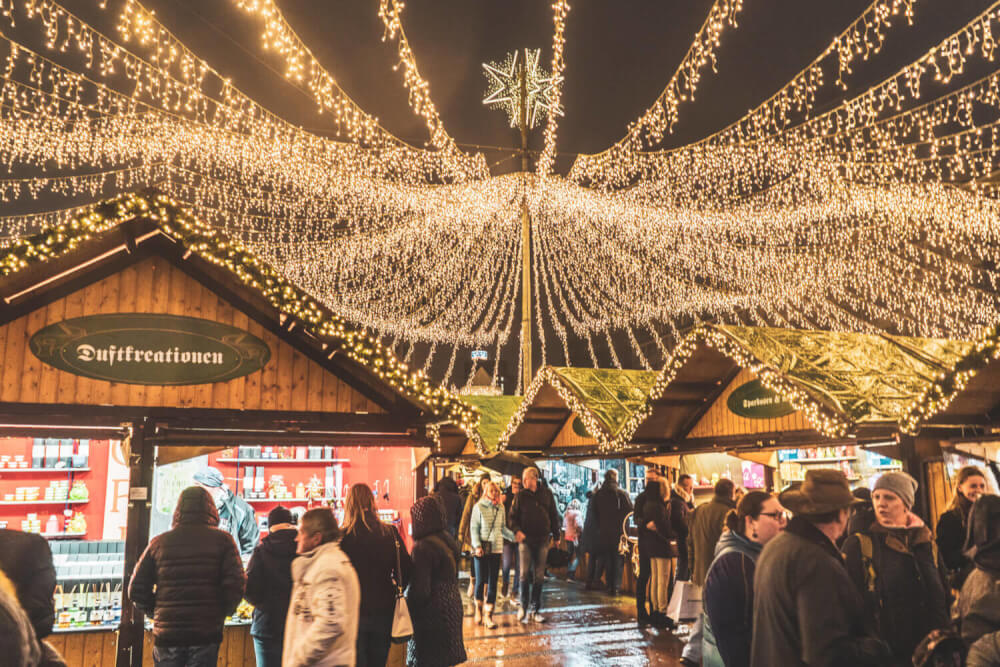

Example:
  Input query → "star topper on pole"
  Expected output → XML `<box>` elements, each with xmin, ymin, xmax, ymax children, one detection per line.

<box><xmin>482</xmin><ymin>49</ymin><xmax>563</xmax><ymax>130</ymax></box>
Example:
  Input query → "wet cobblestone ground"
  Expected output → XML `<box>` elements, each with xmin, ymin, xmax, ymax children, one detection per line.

<box><xmin>459</xmin><ymin>577</ymin><xmax>686</xmax><ymax>666</ymax></box>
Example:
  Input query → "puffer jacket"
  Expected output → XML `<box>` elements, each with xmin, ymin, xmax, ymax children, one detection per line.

<box><xmin>703</xmin><ymin>531</ymin><xmax>763</xmax><ymax>667</ymax></box>
<box><xmin>245</xmin><ymin>528</ymin><xmax>297</xmax><ymax>640</ymax></box>
<box><xmin>128</xmin><ymin>486</ymin><xmax>245</xmax><ymax>647</ymax></box>
<box><xmin>0</xmin><ymin>529</ymin><xmax>56</xmax><ymax>640</ymax></box>
<box><xmin>407</xmin><ymin>496</ymin><xmax>467</xmax><ymax>667</ymax></box>
<box><xmin>470</xmin><ymin>497</ymin><xmax>514</xmax><ymax>554</ymax></box>
<box><xmin>283</xmin><ymin>540</ymin><xmax>360</xmax><ymax>667</ymax></box>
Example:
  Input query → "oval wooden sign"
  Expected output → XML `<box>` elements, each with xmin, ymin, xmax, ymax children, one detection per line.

<box><xmin>29</xmin><ymin>314</ymin><xmax>271</xmax><ymax>385</ymax></box>
<box><xmin>726</xmin><ymin>379</ymin><xmax>795</xmax><ymax>419</ymax></box>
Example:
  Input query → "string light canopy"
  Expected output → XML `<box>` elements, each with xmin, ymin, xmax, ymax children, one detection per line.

<box><xmin>4</xmin><ymin>0</ymin><xmax>1000</xmax><ymax>406</ymax></box>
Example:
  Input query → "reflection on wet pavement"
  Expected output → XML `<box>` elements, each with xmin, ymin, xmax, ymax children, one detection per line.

<box><xmin>461</xmin><ymin>577</ymin><xmax>685</xmax><ymax>666</ymax></box>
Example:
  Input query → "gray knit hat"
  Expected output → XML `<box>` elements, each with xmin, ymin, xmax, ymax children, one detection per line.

<box><xmin>873</xmin><ymin>471</ymin><xmax>918</xmax><ymax>509</ymax></box>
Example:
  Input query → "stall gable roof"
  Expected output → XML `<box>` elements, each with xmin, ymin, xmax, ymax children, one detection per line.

<box><xmin>500</xmin><ymin>366</ymin><xmax>658</xmax><ymax>451</ymax></box>
<box><xmin>899</xmin><ymin>322</ymin><xmax>1000</xmax><ymax>433</ymax></box>
<box><xmin>645</xmin><ymin>324</ymin><xmax>973</xmax><ymax>444</ymax></box>
<box><xmin>0</xmin><ymin>191</ymin><xmax>478</xmax><ymax>435</ymax></box>
<box><xmin>463</xmin><ymin>395</ymin><xmax>524</xmax><ymax>452</ymax></box>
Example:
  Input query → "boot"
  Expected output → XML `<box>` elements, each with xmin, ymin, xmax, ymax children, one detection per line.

<box><xmin>474</xmin><ymin>600</ymin><xmax>483</xmax><ymax>625</ymax></box>
<box><xmin>483</xmin><ymin>603</ymin><xmax>498</xmax><ymax>629</ymax></box>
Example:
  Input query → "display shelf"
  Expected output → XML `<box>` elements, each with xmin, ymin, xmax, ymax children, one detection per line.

<box><xmin>43</xmin><ymin>532</ymin><xmax>87</xmax><ymax>539</ymax></box>
<box><xmin>216</xmin><ymin>458</ymin><xmax>349</xmax><ymax>464</ymax></box>
<box><xmin>871</xmin><ymin>464</ymin><xmax>902</xmax><ymax>470</ymax></box>
<box><xmin>788</xmin><ymin>457</ymin><xmax>857</xmax><ymax>463</ymax></box>
<box><xmin>243</xmin><ymin>496</ymin><xmax>335</xmax><ymax>504</ymax></box>
<box><xmin>53</xmin><ymin>624</ymin><xmax>118</xmax><ymax>634</ymax></box>
<box><xmin>0</xmin><ymin>467</ymin><xmax>91</xmax><ymax>473</ymax></box>
<box><xmin>0</xmin><ymin>499</ymin><xmax>89</xmax><ymax>505</ymax></box>
<box><xmin>56</xmin><ymin>574</ymin><xmax>122</xmax><ymax>581</ymax></box>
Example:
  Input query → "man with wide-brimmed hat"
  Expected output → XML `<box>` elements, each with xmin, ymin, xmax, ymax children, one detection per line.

<box><xmin>751</xmin><ymin>469</ymin><xmax>890</xmax><ymax>667</ymax></box>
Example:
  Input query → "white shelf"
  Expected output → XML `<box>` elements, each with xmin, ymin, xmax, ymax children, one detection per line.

<box><xmin>0</xmin><ymin>499</ymin><xmax>89</xmax><ymax>505</ymax></box>
<box><xmin>244</xmin><ymin>497</ymin><xmax>334</xmax><ymax>504</ymax></box>
<box><xmin>43</xmin><ymin>532</ymin><xmax>87</xmax><ymax>539</ymax></box>
<box><xmin>217</xmin><ymin>458</ymin><xmax>349</xmax><ymax>464</ymax></box>
<box><xmin>785</xmin><ymin>457</ymin><xmax>857</xmax><ymax>463</ymax></box>
<box><xmin>0</xmin><ymin>467</ymin><xmax>90</xmax><ymax>473</ymax></box>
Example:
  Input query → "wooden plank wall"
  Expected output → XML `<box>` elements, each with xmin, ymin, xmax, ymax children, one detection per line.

<box><xmin>46</xmin><ymin>630</ymin><xmax>118</xmax><ymax>667</ymax></box>
<box><xmin>688</xmin><ymin>367</ymin><xmax>812</xmax><ymax>439</ymax></box>
<box><xmin>550</xmin><ymin>415</ymin><xmax>597</xmax><ymax>448</ymax></box>
<box><xmin>0</xmin><ymin>257</ymin><xmax>384</xmax><ymax>414</ymax></box>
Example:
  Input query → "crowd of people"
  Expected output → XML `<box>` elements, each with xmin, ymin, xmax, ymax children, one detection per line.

<box><xmin>4</xmin><ymin>462</ymin><xmax>1000</xmax><ymax>666</ymax></box>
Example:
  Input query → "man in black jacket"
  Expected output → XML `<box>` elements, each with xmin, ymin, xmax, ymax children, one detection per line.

<box><xmin>129</xmin><ymin>486</ymin><xmax>246</xmax><ymax>667</ymax></box>
<box><xmin>194</xmin><ymin>466</ymin><xmax>260</xmax><ymax>556</ymax></box>
<box><xmin>0</xmin><ymin>528</ymin><xmax>56</xmax><ymax>641</ymax></box>
<box><xmin>432</xmin><ymin>476</ymin><xmax>462</xmax><ymax>539</ymax></box>
<box><xmin>245</xmin><ymin>506</ymin><xmax>298</xmax><ymax>667</ymax></box>
<box><xmin>592</xmin><ymin>468</ymin><xmax>633</xmax><ymax>595</ymax></box>
<box><xmin>509</xmin><ymin>467</ymin><xmax>560</xmax><ymax>623</ymax></box>
<box><xmin>670</xmin><ymin>474</ymin><xmax>694</xmax><ymax>581</ymax></box>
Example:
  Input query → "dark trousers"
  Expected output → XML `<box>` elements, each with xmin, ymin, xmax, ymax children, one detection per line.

<box><xmin>596</xmin><ymin>547</ymin><xmax>624</xmax><ymax>592</ymax></box>
<box><xmin>474</xmin><ymin>553</ymin><xmax>502</xmax><ymax>604</ymax></box>
<box><xmin>356</xmin><ymin>615</ymin><xmax>393</xmax><ymax>667</ymax></box>
<box><xmin>566</xmin><ymin>540</ymin><xmax>578</xmax><ymax>577</ymax></box>
<box><xmin>252</xmin><ymin>636</ymin><xmax>282</xmax><ymax>667</ymax></box>
<box><xmin>585</xmin><ymin>549</ymin><xmax>598</xmax><ymax>583</ymax></box>
<box><xmin>152</xmin><ymin>644</ymin><xmax>220</xmax><ymax>667</ymax></box>
<box><xmin>519</xmin><ymin>541</ymin><xmax>550</xmax><ymax>612</ymax></box>
<box><xmin>636</xmin><ymin>552</ymin><xmax>651</xmax><ymax>619</ymax></box>
<box><xmin>502</xmin><ymin>541</ymin><xmax>520</xmax><ymax>593</ymax></box>
<box><xmin>676</xmin><ymin>537</ymin><xmax>690</xmax><ymax>581</ymax></box>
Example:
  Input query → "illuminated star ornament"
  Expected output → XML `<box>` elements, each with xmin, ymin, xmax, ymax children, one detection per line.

<box><xmin>482</xmin><ymin>49</ymin><xmax>564</xmax><ymax>130</ymax></box>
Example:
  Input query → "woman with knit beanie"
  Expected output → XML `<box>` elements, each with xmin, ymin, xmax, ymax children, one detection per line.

<box><xmin>842</xmin><ymin>471</ymin><xmax>949</xmax><ymax>666</ymax></box>
<box><xmin>936</xmin><ymin>465</ymin><xmax>988</xmax><ymax>590</ymax></box>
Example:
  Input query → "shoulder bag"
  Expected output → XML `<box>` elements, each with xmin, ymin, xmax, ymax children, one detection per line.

<box><xmin>391</xmin><ymin>532</ymin><xmax>414</xmax><ymax>643</ymax></box>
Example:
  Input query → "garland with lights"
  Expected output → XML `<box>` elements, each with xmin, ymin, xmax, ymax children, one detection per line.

<box><xmin>0</xmin><ymin>190</ymin><xmax>481</xmax><ymax>438</ymax></box>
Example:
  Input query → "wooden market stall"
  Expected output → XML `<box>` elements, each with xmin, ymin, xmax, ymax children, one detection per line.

<box><xmin>0</xmin><ymin>192</ymin><xmax>476</xmax><ymax>667</ymax></box>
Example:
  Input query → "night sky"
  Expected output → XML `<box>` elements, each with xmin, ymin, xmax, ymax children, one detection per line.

<box><xmin>119</xmin><ymin>0</ymin><xmax>995</xmax><ymax>175</ymax></box>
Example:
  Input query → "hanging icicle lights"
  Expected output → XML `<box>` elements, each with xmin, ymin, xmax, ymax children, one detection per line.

<box><xmin>5</xmin><ymin>0</ymin><xmax>1000</xmax><ymax>394</ymax></box>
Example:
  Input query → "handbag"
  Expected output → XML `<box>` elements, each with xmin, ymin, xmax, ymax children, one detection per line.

<box><xmin>390</xmin><ymin>533</ymin><xmax>414</xmax><ymax>644</ymax></box>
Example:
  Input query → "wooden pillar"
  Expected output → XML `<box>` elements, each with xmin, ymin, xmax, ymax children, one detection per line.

<box><xmin>117</xmin><ymin>418</ymin><xmax>154</xmax><ymax>667</ymax></box>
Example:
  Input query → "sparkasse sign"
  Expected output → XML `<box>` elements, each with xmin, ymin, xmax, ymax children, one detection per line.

<box><xmin>726</xmin><ymin>379</ymin><xmax>795</xmax><ymax>419</ymax></box>
<box><xmin>29</xmin><ymin>314</ymin><xmax>271</xmax><ymax>385</ymax></box>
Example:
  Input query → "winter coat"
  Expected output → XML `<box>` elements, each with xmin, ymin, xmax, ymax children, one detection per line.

<box><xmin>703</xmin><ymin>531</ymin><xmax>763</xmax><ymax>667</ymax></box>
<box><xmin>958</xmin><ymin>566</ymin><xmax>1000</xmax><ymax>647</ymax></box>
<box><xmin>969</xmin><ymin>631</ymin><xmax>1000</xmax><ymax>667</ymax></box>
<box><xmin>432</xmin><ymin>478</ymin><xmax>462</xmax><ymax>538</ymax></box>
<box><xmin>218</xmin><ymin>489</ymin><xmax>261</xmax><ymax>556</ymax></box>
<box><xmin>509</xmin><ymin>485</ymin><xmax>561</xmax><ymax>547</ymax></box>
<box><xmin>937</xmin><ymin>503</ymin><xmax>974</xmax><ymax>588</ymax></box>
<box><xmin>688</xmin><ymin>495</ymin><xmax>735</xmax><ymax>587</ymax></box>
<box><xmin>842</xmin><ymin>520</ymin><xmax>949</xmax><ymax>666</ymax></box>
<box><xmin>635</xmin><ymin>486</ymin><xmax>673</xmax><ymax>559</ymax></box>
<box><xmin>0</xmin><ymin>568</ymin><xmax>40</xmax><ymax>667</ymax></box>
<box><xmin>592</xmin><ymin>480</ymin><xmax>633</xmax><ymax>551</ymax></box>
<box><xmin>0</xmin><ymin>529</ymin><xmax>56</xmax><ymax>640</ymax></box>
<box><xmin>340</xmin><ymin>511</ymin><xmax>412</xmax><ymax>621</ymax></box>
<box><xmin>128</xmin><ymin>486</ymin><xmax>245</xmax><ymax>647</ymax></box>
<box><xmin>458</xmin><ymin>488</ymin><xmax>482</xmax><ymax>550</ymax></box>
<box><xmin>580</xmin><ymin>491</ymin><xmax>599</xmax><ymax>553</ymax></box>
<box><xmin>245</xmin><ymin>528</ymin><xmax>297</xmax><ymax>640</ymax></box>
<box><xmin>406</xmin><ymin>496</ymin><xmax>467</xmax><ymax>667</ymax></box>
<box><xmin>470</xmin><ymin>497</ymin><xmax>514</xmax><ymax>555</ymax></box>
<box><xmin>283</xmin><ymin>540</ymin><xmax>361</xmax><ymax>667</ymax></box>
<box><xmin>751</xmin><ymin>516</ymin><xmax>889</xmax><ymax>667</ymax></box>
<box><xmin>563</xmin><ymin>509</ymin><xmax>583</xmax><ymax>543</ymax></box>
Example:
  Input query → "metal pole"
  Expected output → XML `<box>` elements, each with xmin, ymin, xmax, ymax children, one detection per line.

<box><xmin>519</xmin><ymin>49</ymin><xmax>533</xmax><ymax>395</ymax></box>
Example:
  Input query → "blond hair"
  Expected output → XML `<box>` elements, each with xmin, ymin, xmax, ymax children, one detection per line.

<box><xmin>343</xmin><ymin>483</ymin><xmax>379</xmax><ymax>536</ymax></box>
